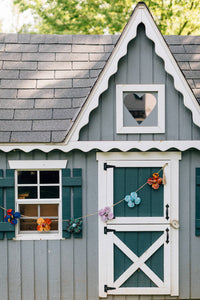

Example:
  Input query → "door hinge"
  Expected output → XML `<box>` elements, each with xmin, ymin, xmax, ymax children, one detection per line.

<box><xmin>104</xmin><ymin>285</ymin><xmax>116</xmax><ymax>292</ymax></box>
<box><xmin>166</xmin><ymin>228</ymin><xmax>169</xmax><ymax>244</ymax></box>
<box><xmin>104</xmin><ymin>163</ymin><xmax>115</xmax><ymax>171</ymax></box>
<box><xmin>165</xmin><ymin>204</ymin><xmax>169</xmax><ymax>220</ymax></box>
<box><xmin>104</xmin><ymin>227</ymin><xmax>116</xmax><ymax>234</ymax></box>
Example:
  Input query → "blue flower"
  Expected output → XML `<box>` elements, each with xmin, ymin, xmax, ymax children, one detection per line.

<box><xmin>128</xmin><ymin>201</ymin><xmax>135</xmax><ymax>208</ymax></box>
<box><xmin>4</xmin><ymin>209</ymin><xmax>21</xmax><ymax>225</ymax></box>
<box><xmin>124</xmin><ymin>192</ymin><xmax>141</xmax><ymax>208</ymax></box>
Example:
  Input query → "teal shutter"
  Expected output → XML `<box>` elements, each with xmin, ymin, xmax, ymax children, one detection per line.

<box><xmin>0</xmin><ymin>169</ymin><xmax>15</xmax><ymax>240</ymax></box>
<box><xmin>73</xmin><ymin>169</ymin><xmax>82</xmax><ymax>238</ymax></box>
<box><xmin>196</xmin><ymin>168</ymin><xmax>200</xmax><ymax>236</ymax></box>
<box><xmin>62</xmin><ymin>168</ymin><xmax>82</xmax><ymax>238</ymax></box>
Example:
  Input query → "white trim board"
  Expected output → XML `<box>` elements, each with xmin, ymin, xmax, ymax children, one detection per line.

<box><xmin>116</xmin><ymin>84</ymin><xmax>165</xmax><ymax>133</ymax></box>
<box><xmin>9</xmin><ymin>160</ymin><xmax>67</xmax><ymax>169</ymax></box>
<box><xmin>64</xmin><ymin>2</ymin><xmax>200</xmax><ymax>143</ymax></box>
<box><xmin>0</xmin><ymin>140</ymin><xmax>199</xmax><ymax>153</ymax></box>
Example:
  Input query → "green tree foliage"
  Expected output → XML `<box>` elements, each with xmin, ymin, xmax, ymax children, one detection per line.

<box><xmin>14</xmin><ymin>0</ymin><xmax>200</xmax><ymax>35</ymax></box>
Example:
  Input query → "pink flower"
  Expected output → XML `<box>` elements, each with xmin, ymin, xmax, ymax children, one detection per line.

<box><xmin>98</xmin><ymin>206</ymin><xmax>114</xmax><ymax>222</ymax></box>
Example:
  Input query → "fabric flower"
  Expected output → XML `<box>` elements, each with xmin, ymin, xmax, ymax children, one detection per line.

<box><xmin>98</xmin><ymin>206</ymin><xmax>114</xmax><ymax>222</ymax></box>
<box><xmin>4</xmin><ymin>209</ymin><xmax>21</xmax><ymax>225</ymax></box>
<box><xmin>66</xmin><ymin>218</ymin><xmax>82</xmax><ymax>233</ymax></box>
<box><xmin>147</xmin><ymin>172</ymin><xmax>163</xmax><ymax>189</ymax></box>
<box><xmin>125</xmin><ymin>192</ymin><xmax>141</xmax><ymax>208</ymax></box>
<box><xmin>37</xmin><ymin>217</ymin><xmax>51</xmax><ymax>232</ymax></box>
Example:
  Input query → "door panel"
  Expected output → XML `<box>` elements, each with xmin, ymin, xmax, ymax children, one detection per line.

<box><xmin>107</xmin><ymin>225</ymin><xmax>170</xmax><ymax>295</ymax></box>
<box><xmin>114</xmin><ymin>167</ymin><xmax>164</xmax><ymax>217</ymax></box>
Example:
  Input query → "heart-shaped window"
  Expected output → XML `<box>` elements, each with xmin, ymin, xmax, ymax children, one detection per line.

<box><xmin>124</xmin><ymin>93</ymin><xmax>157</xmax><ymax>124</ymax></box>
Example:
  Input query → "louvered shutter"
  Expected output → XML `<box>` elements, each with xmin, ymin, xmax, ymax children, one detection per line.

<box><xmin>0</xmin><ymin>169</ymin><xmax>15</xmax><ymax>240</ymax></box>
<box><xmin>62</xmin><ymin>168</ymin><xmax>82</xmax><ymax>238</ymax></box>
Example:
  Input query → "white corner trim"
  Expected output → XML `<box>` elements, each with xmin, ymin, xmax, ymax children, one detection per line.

<box><xmin>64</xmin><ymin>3</ymin><xmax>200</xmax><ymax>143</ymax></box>
<box><xmin>9</xmin><ymin>160</ymin><xmax>67</xmax><ymax>169</ymax></box>
<box><xmin>116</xmin><ymin>84</ymin><xmax>165</xmax><ymax>133</ymax></box>
<box><xmin>0</xmin><ymin>140</ymin><xmax>200</xmax><ymax>153</ymax></box>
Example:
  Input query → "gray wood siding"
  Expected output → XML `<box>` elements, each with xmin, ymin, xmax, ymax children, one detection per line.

<box><xmin>0</xmin><ymin>149</ymin><xmax>200</xmax><ymax>299</ymax></box>
<box><xmin>79</xmin><ymin>24</ymin><xmax>200</xmax><ymax>142</ymax></box>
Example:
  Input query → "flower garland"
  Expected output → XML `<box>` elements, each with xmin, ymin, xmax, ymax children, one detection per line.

<box><xmin>0</xmin><ymin>164</ymin><xmax>167</xmax><ymax>231</ymax></box>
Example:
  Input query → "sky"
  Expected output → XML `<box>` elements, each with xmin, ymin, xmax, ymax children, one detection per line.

<box><xmin>0</xmin><ymin>0</ymin><xmax>34</xmax><ymax>33</ymax></box>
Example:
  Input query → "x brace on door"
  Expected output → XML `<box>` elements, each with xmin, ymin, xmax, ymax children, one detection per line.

<box><xmin>108</xmin><ymin>230</ymin><xmax>168</xmax><ymax>289</ymax></box>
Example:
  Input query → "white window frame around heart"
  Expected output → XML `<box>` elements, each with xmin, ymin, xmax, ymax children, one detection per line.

<box><xmin>116</xmin><ymin>84</ymin><xmax>165</xmax><ymax>134</ymax></box>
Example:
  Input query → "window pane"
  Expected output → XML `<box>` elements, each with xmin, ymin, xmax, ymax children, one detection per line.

<box><xmin>20</xmin><ymin>219</ymin><xmax>37</xmax><ymax>231</ymax></box>
<box><xmin>51</xmin><ymin>220</ymin><xmax>58</xmax><ymax>230</ymax></box>
<box><xmin>18</xmin><ymin>187</ymin><xmax>37</xmax><ymax>199</ymax></box>
<box><xmin>40</xmin><ymin>171</ymin><xmax>59</xmax><ymax>184</ymax></box>
<box><xmin>40</xmin><ymin>186</ymin><xmax>59</xmax><ymax>199</ymax></box>
<box><xmin>40</xmin><ymin>204</ymin><xmax>58</xmax><ymax>217</ymax></box>
<box><xmin>19</xmin><ymin>204</ymin><xmax>38</xmax><ymax>217</ymax></box>
<box><xmin>18</xmin><ymin>171</ymin><xmax>37</xmax><ymax>184</ymax></box>
<box><xmin>124</xmin><ymin>92</ymin><xmax>157</xmax><ymax>124</ymax></box>
<box><xmin>20</xmin><ymin>219</ymin><xmax>58</xmax><ymax>231</ymax></box>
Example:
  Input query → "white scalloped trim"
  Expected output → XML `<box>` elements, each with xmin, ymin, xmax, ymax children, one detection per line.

<box><xmin>65</xmin><ymin>4</ymin><xmax>200</xmax><ymax>143</ymax></box>
<box><xmin>0</xmin><ymin>141</ymin><xmax>199</xmax><ymax>153</ymax></box>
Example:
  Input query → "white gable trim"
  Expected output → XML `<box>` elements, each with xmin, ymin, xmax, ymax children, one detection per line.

<box><xmin>64</xmin><ymin>2</ymin><xmax>200</xmax><ymax>143</ymax></box>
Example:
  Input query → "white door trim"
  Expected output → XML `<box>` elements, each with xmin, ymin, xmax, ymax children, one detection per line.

<box><xmin>97</xmin><ymin>152</ymin><xmax>180</xmax><ymax>297</ymax></box>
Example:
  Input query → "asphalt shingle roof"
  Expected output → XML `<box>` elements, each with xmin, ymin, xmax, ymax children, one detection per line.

<box><xmin>0</xmin><ymin>33</ymin><xmax>199</xmax><ymax>143</ymax></box>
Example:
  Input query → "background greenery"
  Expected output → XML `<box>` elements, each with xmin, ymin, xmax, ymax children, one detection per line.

<box><xmin>13</xmin><ymin>0</ymin><xmax>200</xmax><ymax>35</ymax></box>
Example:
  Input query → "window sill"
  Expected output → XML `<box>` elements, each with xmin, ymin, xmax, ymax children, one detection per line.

<box><xmin>14</xmin><ymin>233</ymin><xmax>64</xmax><ymax>240</ymax></box>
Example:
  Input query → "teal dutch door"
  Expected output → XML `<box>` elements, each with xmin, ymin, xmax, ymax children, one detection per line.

<box><xmin>104</xmin><ymin>166</ymin><xmax>171</xmax><ymax>295</ymax></box>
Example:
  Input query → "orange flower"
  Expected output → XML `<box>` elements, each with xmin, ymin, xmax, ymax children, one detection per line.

<box><xmin>37</xmin><ymin>217</ymin><xmax>51</xmax><ymax>232</ymax></box>
<box><xmin>148</xmin><ymin>173</ymin><xmax>163</xmax><ymax>190</ymax></box>
<box><xmin>152</xmin><ymin>173</ymin><xmax>159</xmax><ymax>179</ymax></box>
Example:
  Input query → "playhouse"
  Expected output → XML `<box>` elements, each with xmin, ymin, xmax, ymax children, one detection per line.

<box><xmin>0</xmin><ymin>2</ymin><xmax>199</xmax><ymax>299</ymax></box>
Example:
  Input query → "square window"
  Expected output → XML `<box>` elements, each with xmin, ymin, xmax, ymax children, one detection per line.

<box><xmin>116</xmin><ymin>84</ymin><xmax>165</xmax><ymax>134</ymax></box>
<box><xmin>16</xmin><ymin>170</ymin><xmax>62</xmax><ymax>240</ymax></box>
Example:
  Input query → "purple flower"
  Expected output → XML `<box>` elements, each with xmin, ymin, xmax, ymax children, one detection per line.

<box><xmin>98</xmin><ymin>206</ymin><xmax>114</xmax><ymax>222</ymax></box>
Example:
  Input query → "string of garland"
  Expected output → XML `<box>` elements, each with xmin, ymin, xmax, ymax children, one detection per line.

<box><xmin>0</xmin><ymin>163</ymin><xmax>167</xmax><ymax>233</ymax></box>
